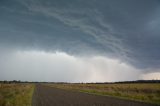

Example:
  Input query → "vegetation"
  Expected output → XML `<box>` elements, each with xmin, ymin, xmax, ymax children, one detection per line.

<box><xmin>0</xmin><ymin>83</ymin><xmax>34</xmax><ymax>106</ymax></box>
<box><xmin>48</xmin><ymin>83</ymin><xmax>160</xmax><ymax>105</ymax></box>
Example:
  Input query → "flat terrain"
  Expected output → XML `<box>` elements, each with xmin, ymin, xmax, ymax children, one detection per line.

<box><xmin>0</xmin><ymin>83</ymin><xmax>34</xmax><ymax>106</ymax></box>
<box><xmin>48</xmin><ymin>83</ymin><xmax>160</xmax><ymax>105</ymax></box>
<box><xmin>32</xmin><ymin>84</ymin><xmax>157</xmax><ymax>106</ymax></box>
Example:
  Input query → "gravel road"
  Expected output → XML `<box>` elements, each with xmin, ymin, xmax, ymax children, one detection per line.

<box><xmin>32</xmin><ymin>84</ymin><xmax>157</xmax><ymax>106</ymax></box>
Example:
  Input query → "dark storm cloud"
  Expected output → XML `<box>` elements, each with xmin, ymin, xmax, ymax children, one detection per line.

<box><xmin>0</xmin><ymin>0</ymin><xmax>160</xmax><ymax>69</ymax></box>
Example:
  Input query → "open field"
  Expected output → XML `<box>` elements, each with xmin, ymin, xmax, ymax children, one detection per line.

<box><xmin>32</xmin><ymin>84</ymin><xmax>156</xmax><ymax>106</ymax></box>
<box><xmin>0</xmin><ymin>83</ymin><xmax>159</xmax><ymax>106</ymax></box>
<box><xmin>0</xmin><ymin>83</ymin><xmax>34</xmax><ymax>106</ymax></box>
<box><xmin>47</xmin><ymin>83</ymin><xmax>160</xmax><ymax>105</ymax></box>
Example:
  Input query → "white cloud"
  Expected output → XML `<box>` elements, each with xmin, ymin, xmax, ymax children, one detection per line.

<box><xmin>0</xmin><ymin>50</ymin><xmax>143</xmax><ymax>82</ymax></box>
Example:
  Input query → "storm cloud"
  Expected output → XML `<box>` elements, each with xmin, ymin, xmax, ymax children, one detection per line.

<box><xmin>0</xmin><ymin>0</ymin><xmax>160</xmax><ymax>82</ymax></box>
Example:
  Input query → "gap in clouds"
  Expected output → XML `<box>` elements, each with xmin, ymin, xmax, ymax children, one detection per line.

<box><xmin>0</xmin><ymin>50</ymin><xmax>144</xmax><ymax>82</ymax></box>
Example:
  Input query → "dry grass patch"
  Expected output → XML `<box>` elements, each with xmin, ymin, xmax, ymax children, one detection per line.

<box><xmin>0</xmin><ymin>83</ymin><xmax>34</xmax><ymax>106</ymax></box>
<box><xmin>48</xmin><ymin>83</ymin><xmax>160</xmax><ymax>105</ymax></box>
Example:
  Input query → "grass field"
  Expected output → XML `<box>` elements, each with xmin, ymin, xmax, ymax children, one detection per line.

<box><xmin>48</xmin><ymin>83</ymin><xmax>160</xmax><ymax>105</ymax></box>
<box><xmin>0</xmin><ymin>83</ymin><xmax>34</xmax><ymax>106</ymax></box>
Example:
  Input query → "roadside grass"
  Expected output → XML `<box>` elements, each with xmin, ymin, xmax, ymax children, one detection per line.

<box><xmin>0</xmin><ymin>83</ymin><xmax>34</xmax><ymax>106</ymax></box>
<box><xmin>48</xmin><ymin>83</ymin><xmax>160</xmax><ymax>105</ymax></box>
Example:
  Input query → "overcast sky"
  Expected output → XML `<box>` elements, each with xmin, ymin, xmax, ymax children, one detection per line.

<box><xmin>0</xmin><ymin>0</ymin><xmax>160</xmax><ymax>82</ymax></box>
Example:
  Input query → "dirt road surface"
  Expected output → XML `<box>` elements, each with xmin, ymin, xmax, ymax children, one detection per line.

<box><xmin>32</xmin><ymin>84</ymin><xmax>157</xmax><ymax>106</ymax></box>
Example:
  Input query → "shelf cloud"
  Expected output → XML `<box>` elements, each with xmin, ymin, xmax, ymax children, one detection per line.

<box><xmin>0</xmin><ymin>0</ymin><xmax>160</xmax><ymax>82</ymax></box>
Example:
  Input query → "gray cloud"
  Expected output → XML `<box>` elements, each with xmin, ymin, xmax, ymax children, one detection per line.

<box><xmin>0</xmin><ymin>0</ymin><xmax>160</xmax><ymax>70</ymax></box>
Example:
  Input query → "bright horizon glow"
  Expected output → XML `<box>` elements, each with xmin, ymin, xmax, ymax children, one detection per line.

<box><xmin>1</xmin><ymin>50</ymin><xmax>159</xmax><ymax>82</ymax></box>
<box><xmin>141</xmin><ymin>72</ymin><xmax>160</xmax><ymax>80</ymax></box>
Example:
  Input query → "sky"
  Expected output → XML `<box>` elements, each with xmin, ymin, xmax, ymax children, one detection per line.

<box><xmin>0</xmin><ymin>0</ymin><xmax>160</xmax><ymax>82</ymax></box>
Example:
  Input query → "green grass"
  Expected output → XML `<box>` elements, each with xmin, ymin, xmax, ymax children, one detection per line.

<box><xmin>47</xmin><ymin>83</ymin><xmax>160</xmax><ymax>105</ymax></box>
<box><xmin>0</xmin><ymin>83</ymin><xmax>34</xmax><ymax>106</ymax></box>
